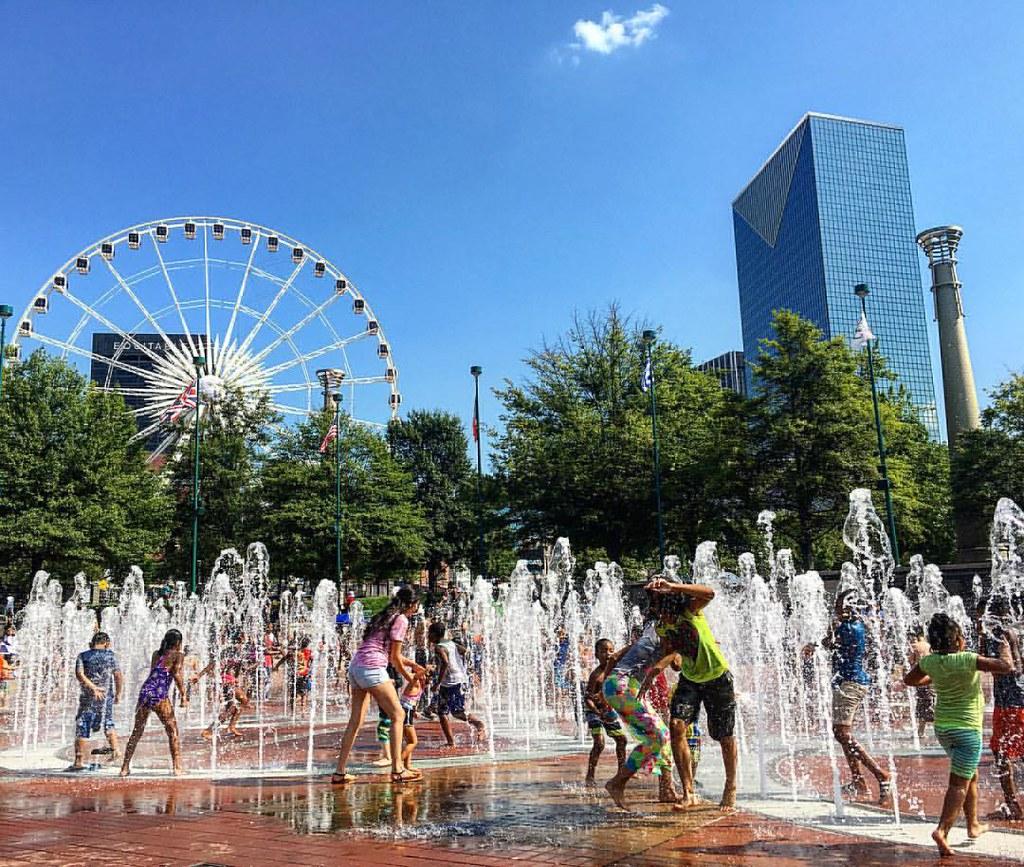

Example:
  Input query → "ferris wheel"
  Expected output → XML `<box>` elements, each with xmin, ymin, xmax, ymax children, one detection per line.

<box><xmin>10</xmin><ymin>217</ymin><xmax>401</xmax><ymax>460</ymax></box>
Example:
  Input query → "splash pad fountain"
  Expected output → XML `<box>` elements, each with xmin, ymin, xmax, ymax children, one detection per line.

<box><xmin>2</xmin><ymin>492</ymin><xmax>1023</xmax><ymax>860</ymax></box>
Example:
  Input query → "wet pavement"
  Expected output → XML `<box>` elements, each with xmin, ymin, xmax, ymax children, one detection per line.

<box><xmin>1</xmin><ymin>721</ymin><xmax>1022</xmax><ymax>866</ymax></box>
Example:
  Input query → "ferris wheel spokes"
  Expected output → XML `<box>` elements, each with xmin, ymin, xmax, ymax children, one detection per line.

<box><xmin>149</xmin><ymin>230</ymin><xmax>201</xmax><ymax>360</ymax></box>
<box><xmin>220</xmin><ymin>228</ymin><xmax>262</xmax><ymax>358</ymax></box>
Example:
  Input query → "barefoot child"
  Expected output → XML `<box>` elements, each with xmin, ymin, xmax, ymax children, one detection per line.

<box><xmin>584</xmin><ymin>639</ymin><xmax>627</xmax><ymax>785</ymax></box>
<box><xmin>399</xmin><ymin>667</ymin><xmax>428</xmax><ymax>774</ymax></box>
<box><xmin>904</xmin><ymin>611</ymin><xmax>1016</xmax><ymax>857</ymax></box>
<box><xmin>69</xmin><ymin>631</ymin><xmax>122</xmax><ymax>770</ymax></box>
<box><xmin>120</xmin><ymin>629</ymin><xmax>188</xmax><ymax>777</ymax></box>
<box><xmin>825</xmin><ymin>589</ymin><xmax>890</xmax><ymax>805</ymax></box>
<box><xmin>428</xmin><ymin>623</ymin><xmax>486</xmax><ymax>747</ymax></box>
<box><xmin>983</xmin><ymin>594</ymin><xmax>1024</xmax><ymax>821</ymax></box>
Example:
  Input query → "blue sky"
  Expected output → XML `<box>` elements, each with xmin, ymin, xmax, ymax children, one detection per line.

<box><xmin>1</xmin><ymin>2</ymin><xmax>1021</xmax><ymax>438</ymax></box>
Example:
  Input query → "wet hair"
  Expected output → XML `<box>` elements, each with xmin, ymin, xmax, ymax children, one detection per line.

<box><xmin>987</xmin><ymin>594</ymin><xmax>1010</xmax><ymax>618</ymax></box>
<box><xmin>428</xmin><ymin>622</ymin><xmax>446</xmax><ymax>643</ymax></box>
<box><xmin>300</xmin><ymin>637</ymin><xmax>311</xmax><ymax>649</ymax></box>
<box><xmin>364</xmin><ymin>586</ymin><xmax>421</xmax><ymax>640</ymax></box>
<box><xmin>927</xmin><ymin>612</ymin><xmax>962</xmax><ymax>654</ymax></box>
<box><xmin>907</xmin><ymin>623</ymin><xmax>925</xmax><ymax>641</ymax></box>
<box><xmin>594</xmin><ymin>638</ymin><xmax>613</xmax><ymax>654</ymax></box>
<box><xmin>158</xmin><ymin>628</ymin><xmax>183</xmax><ymax>654</ymax></box>
<box><xmin>90</xmin><ymin>631</ymin><xmax>111</xmax><ymax>648</ymax></box>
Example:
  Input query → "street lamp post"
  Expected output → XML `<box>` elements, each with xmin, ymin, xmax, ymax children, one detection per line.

<box><xmin>332</xmin><ymin>391</ymin><xmax>343</xmax><ymax>591</ymax></box>
<box><xmin>642</xmin><ymin>330</ymin><xmax>666</xmax><ymax>569</ymax></box>
<box><xmin>0</xmin><ymin>305</ymin><xmax>12</xmax><ymax>408</ymax></box>
<box><xmin>0</xmin><ymin>305</ymin><xmax>11</xmax><ymax>503</ymax></box>
<box><xmin>470</xmin><ymin>365</ymin><xmax>485</xmax><ymax>578</ymax></box>
<box><xmin>853</xmin><ymin>284</ymin><xmax>900</xmax><ymax>565</ymax></box>
<box><xmin>190</xmin><ymin>355</ymin><xmax>206</xmax><ymax>594</ymax></box>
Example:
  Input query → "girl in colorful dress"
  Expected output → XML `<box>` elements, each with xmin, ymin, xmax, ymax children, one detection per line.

<box><xmin>904</xmin><ymin>612</ymin><xmax>1016</xmax><ymax>857</ymax></box>
<box><xmin>602</xmin><ymin>609</ymin><xmax>683</xmax><ymax>810</ymax></box>
<box><xmin>120</xmin><ymin>629</ymin><xmax>188</xmax><ymax>777</ymax></box>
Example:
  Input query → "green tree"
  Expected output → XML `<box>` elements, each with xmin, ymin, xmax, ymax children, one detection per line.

<box><xmin>387</xmin><ymin>410</ymin><xmax>475</xmax><ymax>585</ymax></box>
<box><xmin>952</xmin><ymin>372</ymin><xmax>1024</xmax><ymax>540</ymax></box>
<box><xmin>750</xmin><ymin>310</ymin><xmax>954</xmax><ymax>568</ymax></box>
<box><xmin>494</xmin><ymin>306</ymin><xmax>747</xmax><ymax>565</ymax></box>
<box><xmin>0</xmin><ymin>351</ymin><xmax>172</xmax><ymax>591</ymax></box>
<box><xmin>256</xmin><ymin>412</ymin><xmax>428</xmax><ymax>586</ymax></box>
<box><xmin>160</xmin><ymin>389</ymin><xmax>277</xmax><ymax>580</ymax></box>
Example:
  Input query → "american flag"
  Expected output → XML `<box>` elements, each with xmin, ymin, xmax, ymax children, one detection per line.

<box><xmin>163</xmin><ymin>381</ymin><xmax>197</xmax><ymax>423</ymax></box>
<box><xmin>318</xmin><ymin>421</ymin><xmax>338</xmax><ymax>454</ymax></box>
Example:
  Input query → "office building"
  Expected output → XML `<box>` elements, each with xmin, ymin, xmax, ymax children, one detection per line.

<box><xmin>732</xmin><ymin>113</ymin><xmax>939</xmax><ymax>438</ymax></box>
<box><xmin>90</xmin><ymin>333</ymin><xmax>196</xmax><ymax>448</ymax></box>
<box><xmin>698</xmin><ymin>350</ymin><xmax>747</xmax><ymax>397</ymax></box>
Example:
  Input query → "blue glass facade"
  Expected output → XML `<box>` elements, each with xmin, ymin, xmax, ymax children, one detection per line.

<box><xmin>733</xmin><ymin>113</ymin><xmax>939</xmax><ymax>439</ymax></box>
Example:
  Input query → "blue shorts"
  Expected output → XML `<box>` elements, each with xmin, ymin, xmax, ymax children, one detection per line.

<box><xmin>76</xmin><ymin>703</ymin><xmax>115</xmax><ymax>739</ymax></box>
<box><xmin>438</xmin><ymin>683</ymin><xmax>467</xmax><ymax>717</ymax></box>
<box><xmin>936</xmin><ymin>727</ymin><xmax>983</xmax><ymax>780</ymax></box>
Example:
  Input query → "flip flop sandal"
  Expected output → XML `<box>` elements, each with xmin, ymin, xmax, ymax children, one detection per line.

<box><xmin>64</xmin><ymin>765</ymin><xmax>87</xmax><ymax>773</ymax></box>
<box><xmin>330</xmin><ymin>772</ymin><xmax>356</xmax><ymax>785</ymax></box>
<box><xmin>390</xmin><ymin>769</ymin><xmax>423</xmax><ymax>784</ymax></box>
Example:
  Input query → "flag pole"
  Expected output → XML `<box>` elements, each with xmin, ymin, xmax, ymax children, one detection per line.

<box><xmin>854</xmin><ymin>284</ymin><xmax>900</xmax><ymax>565</ymax></box>
<box><xmin>470</xmin><ymin>365</ymin><xmax>485</xmax><ymax>578</ymax></box>
<box><xmin>642</xmin><ymin>330</ymin><xmax>666</xmax><ymax>569</ymax></box>
<box><xmin>333</xmin><ymin>392</ymin><xmax>343</xmax><ymax>591</ymax></box>
<box><xmin>0</xmin><ymin>306</ymin><xmax>11</xmax><ymax>505</ymax></box>
<box><xmin>190</xmin><ymin>355</ymin><xmax>206</xmax><ymax>594</ymax></box>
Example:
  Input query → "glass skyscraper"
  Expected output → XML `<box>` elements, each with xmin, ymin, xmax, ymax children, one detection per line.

<box><xmin>732</xmin><ymin>112</ymin><xmax>939</xmax><ymax>438</ymax></box>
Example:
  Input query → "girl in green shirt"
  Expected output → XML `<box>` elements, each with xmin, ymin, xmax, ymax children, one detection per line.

<box><xmin>904</xmin><ymin>612</ymin><xmax>1015</xmax><ymax>857</ymax></box>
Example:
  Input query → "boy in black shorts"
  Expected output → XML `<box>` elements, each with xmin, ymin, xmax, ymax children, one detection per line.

<box><xmin>584</xmin><ymin>638</ymin><xmax>627</xmax><ymax>785</ymax></box>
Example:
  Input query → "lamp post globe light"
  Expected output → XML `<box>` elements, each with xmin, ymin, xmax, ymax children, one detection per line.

<box><xmin>853</xmin><ymin>284</ymin><xmax>900</xmax><ymax>564</ymax></box>
<box><xmin>470</xmin><ymin>365</ymin><xmax>485</xmax><ymax>578</ymax></box>
<box><xmin>190</xmin><ymin>354</ymin><xmax>206</xmax><ymax>594</ymax></box>
<box><xmin>641</xmin><ymin>330</ymin><xmax>666</xmax><ymax>569</ymax></box>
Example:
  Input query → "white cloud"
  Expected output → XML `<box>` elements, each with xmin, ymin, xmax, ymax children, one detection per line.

<box><xmin>571</xmin><ymin>4</ymin><xmax>669</xmax><ymax>56</ymax></box>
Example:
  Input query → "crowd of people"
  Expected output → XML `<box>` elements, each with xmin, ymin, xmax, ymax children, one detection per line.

<box><xmin>2</xmin><ymin>572</ymin><xmax>1022</xmax><ymax>859</ymax></box>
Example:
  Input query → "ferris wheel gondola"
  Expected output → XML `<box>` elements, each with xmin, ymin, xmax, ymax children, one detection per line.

<box><xmin>10</xmin><ymin>217</ymin><xmax>401</xmax><ymax>462</ymax></box>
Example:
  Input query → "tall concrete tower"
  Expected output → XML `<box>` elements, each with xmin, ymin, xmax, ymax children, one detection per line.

<box><xmin>916</xmin><ymin>226</ymin><xmax>981</xmax><ymax>445</ymax></box>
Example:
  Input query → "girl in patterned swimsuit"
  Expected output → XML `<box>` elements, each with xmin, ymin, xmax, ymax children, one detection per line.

<box><xmin>120</xmin><ymin>629</ymin><xmax>188</xmax><ymax>777</ymax></box>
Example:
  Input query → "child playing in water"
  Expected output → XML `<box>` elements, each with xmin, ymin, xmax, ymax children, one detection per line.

<box><xmin>584</xmin><ymin>639</ymin><xmax>627</xmax><ymax>786</ymax></box>
<box><xmin>428</xmin><ymin>622</ymin><xmax>486</xmax><ymax>747</ymax></box>
<box><xmin>982</xmin><ymin>594</ymin><xmax>1024</xmax><ymax>821</ymax></box>
<box><xmin>904</xmin><ymin>611</ymin><xmax>1016</xmax><ymax>857</ymax></box>
<box><xmin>201</xmin><ymin>659</ymin><xmax>250</xmax><ymax>740</ymax></box>
<box><xmin>399</xmin><ymin>668</ymin><xmax>428</xmax><ymax>774</ymax></box>
<box><xmin>69</xmin><ymin>631</ymin><xmax>122</xmax><ymax>771</ymax></box>
<box><xmin>120</xmin><ymin>629</ymin><xmax>188</xmax><ymax>777</ymax></box>
<box><xmin>908</xmin><ymin>624</ymin><xmax>936</xmax><ymax>741</ymax></box>
<box><xmin>295</xmin><ymin>637</ymin><xmax>313</xmax><ymax>711</ymax></box>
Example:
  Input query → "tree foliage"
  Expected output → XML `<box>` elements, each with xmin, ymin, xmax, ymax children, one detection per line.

<box><xmin>387</xmin><ymin>410</ymin><xmax>475</xmax><ymax>582</ymax></box>
<box><xmin>493</xmin><ymin>306</ymin><xmax>748</xmax><ymax>566</ymax></box>
<box><xmin>749</xmin><ymin>311</ymin><xmax>953</xmax><ymax>567</ymax></box>
<box><xmin>952</xmin><ymin>372</ymin><xmax>1024</xmax><ymax>539</ymax></box>
<box><xmin>0</xmin><ymin>351</ymin><xmax>173</xmax><ymax>590</ymax></box>
<box><xmin>256</xmin><ymin>412</ymin><xmax>428</xmax><ymax>586</ymax></box>
<box><xmin>159</xmin><ymin>389</ymin><xmax>277</xmax><ymax>581</ymax></box>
